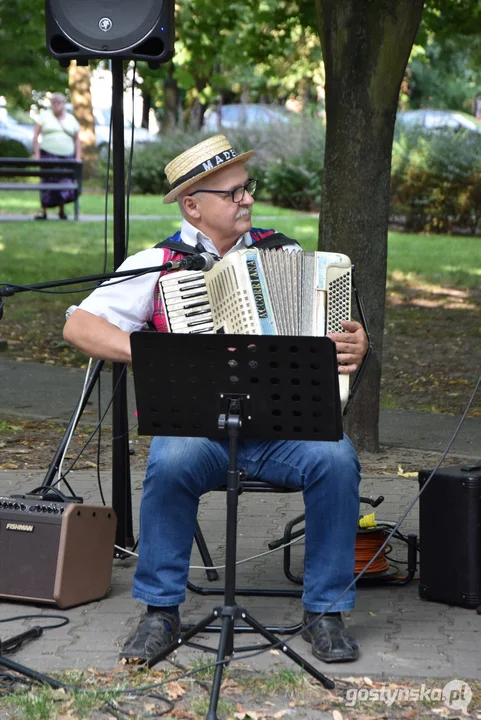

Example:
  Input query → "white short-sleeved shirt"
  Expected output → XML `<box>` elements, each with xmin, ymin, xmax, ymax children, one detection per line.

<box><xmin>38</xmin><ymin>110</ymin><xmax>79</xmax><ymax>156</ymax></box>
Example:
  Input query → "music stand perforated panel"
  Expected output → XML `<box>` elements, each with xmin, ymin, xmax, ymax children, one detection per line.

<box><xmin>131</xmin><ymin>333</ymin><xmax>343</xmax><ymax>442</ymax></box>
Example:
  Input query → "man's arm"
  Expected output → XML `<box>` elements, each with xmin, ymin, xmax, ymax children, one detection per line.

<box><xmin>63</xmin><ymin>308</ymin><xmax>132</xmax><ymax>364</ymax></box>
<box><xmin>327</xmin><ymin>320</ymin><xmax>369</xmax><ymax>375</ymax></box>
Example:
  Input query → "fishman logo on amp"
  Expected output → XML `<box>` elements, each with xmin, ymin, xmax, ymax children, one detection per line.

<box><xmin>5</xmin><ymin>522</ymin><xmax>34</xmax><ymax>532</ymax></box>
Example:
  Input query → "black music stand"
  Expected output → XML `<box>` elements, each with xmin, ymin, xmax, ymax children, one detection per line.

<box><xmin>130</xmin><ymin>332</ymin><xmax>343</xmax><ymax>718</ymax></box>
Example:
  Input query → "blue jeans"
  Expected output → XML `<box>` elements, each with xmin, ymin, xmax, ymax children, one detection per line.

<box><xmin>133</xmin><ymin>435</ymin><xmax>360</xmax><ymax>613</ymax></box>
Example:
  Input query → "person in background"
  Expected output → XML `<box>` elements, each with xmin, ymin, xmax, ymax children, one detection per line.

<box><xmin>32</xmin><ymin>92</ymin><xmax>81</xmax><ymax>220</ymax></box>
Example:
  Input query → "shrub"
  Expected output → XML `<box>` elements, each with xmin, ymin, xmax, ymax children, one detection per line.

<box><xmin>0</xmin><ymin>138</ymin><xmax>30</xmax><ymax>158</ymax></box>
<box><xmin>391</xmin><ymin>127</ymin><xmax>481</xmax><ymax>233</ymax></box>
<box><xmin>227</xmin><ymin>117</ymin><xmax>324</xmax><ymax>210</ymax></box>
<box><xmin>129</xmin><ymin>130</ymin><xmax>206</xmax><ymax>195</ymax></box>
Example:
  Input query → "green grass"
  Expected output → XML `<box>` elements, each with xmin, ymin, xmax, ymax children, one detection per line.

<box><xmin>0</xmin><ymin>212</ymin><xmax>479</xmax><ymax>288</ymax></box>
<box><xmin>0</xmin><ymin>189</ymin><xmax>311</xmax><ymax>219</ymax></box>
<box><xmin>387</xmin><ymin>232</ymin><xmax>481</xmax><ymax>290</ymax></box>
<box><xmin>0</xmin><ymin>196</ymin><xmax>479</xmax><ymax>328</ymax></box>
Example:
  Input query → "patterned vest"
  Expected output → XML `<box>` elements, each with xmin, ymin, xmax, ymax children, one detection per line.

<box><xmin>151</xmin><ymin>228</ymin><xmax>294</xmax><ymax>332</ymax></box>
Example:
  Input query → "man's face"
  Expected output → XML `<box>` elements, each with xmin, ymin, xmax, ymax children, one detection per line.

<box><xmin>186</xmin><ymin>162</ymin><xmax>255</xmax><ymax>245</ymax></box>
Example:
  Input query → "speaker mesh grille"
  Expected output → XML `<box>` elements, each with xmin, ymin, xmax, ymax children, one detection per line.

<box><xmin>49</xmin><ymin>0</ymin><xmax>164</xmax><ymax>52</ymax></box>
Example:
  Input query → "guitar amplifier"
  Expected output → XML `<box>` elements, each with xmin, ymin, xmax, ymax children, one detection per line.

<box><xmin>418</xmin><ymin>463</ymin><xmax>481</xmax><ymax>608</ymax></box>
<box><xmin>0</xmin><ymin>496</ymin><xmax>117</xmax><ymax>608</ymax></box>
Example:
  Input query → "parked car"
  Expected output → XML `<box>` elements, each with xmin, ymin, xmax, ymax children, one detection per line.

<box><xmin>203</xmin><ymin>103</ymin><xmax>294</xmax><ymax>132</ymax></box>
<box><xmin>0</xmin><ymin>112</ymin><xmax>34</xmax><ymax>154</ymax></box>
<box><xmin>93</xmin><ymin>107</ymin><xmax>158</xmax><ymax>156</ymax></box>
<box><xmin>396</xmin><ymin>109</ymin><xmax>481</xmax><ymax>135</ymax></box>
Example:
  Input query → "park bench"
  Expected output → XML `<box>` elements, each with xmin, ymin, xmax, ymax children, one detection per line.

<box><xmin>0</xmin><ymin>157</ymin><xmax>83</xmax><ymax>220</ymax></box>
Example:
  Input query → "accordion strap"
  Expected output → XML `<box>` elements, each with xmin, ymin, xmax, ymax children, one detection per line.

<box><xmin>154</xmin><ymin>239</ymin><xmax>200</xmax><ymax>255</ymax></box>
<box><xmin>154</xmin><ymin>232</ymin><xmax>300</xmax><ymax>255</ymax></box>
<box><xmin>253</xmin><ymin>232</ymin><xmax>300</xmax><ymax>250</ymax></box>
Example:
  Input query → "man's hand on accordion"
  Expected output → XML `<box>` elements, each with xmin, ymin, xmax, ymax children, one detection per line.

<box><xmin>327</xmin><ymin>320</ymin><xmax>369</xmax><ymax>375</ymax></box>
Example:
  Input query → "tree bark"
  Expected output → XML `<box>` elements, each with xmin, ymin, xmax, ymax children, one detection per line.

<box><xmin>141</xmin><ymin>90</ymin><xmax>151</xmax><ymax>129</ymax></box>
<box><xmin>315</xmin><ymin>0</ymin><xmax>424</xmax><ymax>451</ymax></box>
<box><xmin>68</xmin><ymin>62</ymin><xmax>98</xmax><ymax>179</ymax></box>
<box><xmin>162</xmin><ymin>65</ymin><xmax>178</xmax><ymax>132</ymax></box>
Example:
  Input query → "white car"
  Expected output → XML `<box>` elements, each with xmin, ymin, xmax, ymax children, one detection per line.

<box><xmin>203</xmin><ymin>103</ymin><xmax>293</xmax><ymax>132</ymax></box>
<box><xmin>94</xmin><ymin>107</ymin><xmax>158</xmax><ymax>155</ymax></box>
<box><xmin>396</xmin><ymin>109</ymin><xmax>481</xmax><ymax>135</ymax></box>
<box><xmin>0</xmin><ymin>113</ymin><xmax>34</xmax><ymax>153</ymax></box>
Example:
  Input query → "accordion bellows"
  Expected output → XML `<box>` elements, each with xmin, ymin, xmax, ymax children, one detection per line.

<box><xmin>158</xmin><ymin>248</ymin><xmax>352</xmax><ymax>406</ymax></box>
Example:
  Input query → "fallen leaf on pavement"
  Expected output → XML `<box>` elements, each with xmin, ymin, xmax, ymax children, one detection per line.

<box><xmin>220</xmin><ymin>678</ymin><xmax>243</xmax><ymax>694</ymax></box>
<box><xmin>165</xmin><ymin>681</ymin><xmax>186</xmax><ymax>700</ymax></box>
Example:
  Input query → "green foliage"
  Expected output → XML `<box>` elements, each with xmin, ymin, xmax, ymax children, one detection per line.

<box><xmin>128</xmin><ymin>131</ymin><xmax>206</xmax><ymax>194</ymax></box>
<box><xmin>261</xmin><ymin>118</ymin><xmax>325</xmax><ymax>210</ymax></box>
<box><xmin>0</xmin><ymin>0</ymin><xmax>68</xmax><ymax>107</ymax></box>
<box><xmin>0</xmin><ymin>138</ymin><xmax>30</xmax><ymax>157</ymax></box>
<box><xmin>406</xmin><ymin>37</ymin><xmax>481</xmax><ymax>112</ymax></box>
<box><xmin>391</xmin><ymin>127</ymin><xmax>481</xmax><ymax>233</ymax></box>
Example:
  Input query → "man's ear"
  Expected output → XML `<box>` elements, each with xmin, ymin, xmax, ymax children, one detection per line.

<box><xmin>182</xmin><ymin>195</ymin><xmax>201</xmax><ymax>220</ymax></box>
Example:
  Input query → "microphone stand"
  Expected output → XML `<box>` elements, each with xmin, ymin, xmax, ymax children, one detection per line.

<box><xmin>0</xmin><ymin>256</ymin><xmax>211</xmax><ymax>549</ymax></box>
<box><xmin>110</xmin><ymin>58</ymin><xmax>134</xmax><ymax>551</ymax></box>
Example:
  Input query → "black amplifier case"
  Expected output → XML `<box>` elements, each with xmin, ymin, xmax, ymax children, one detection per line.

<box><xmin>419</xmin><ymin>464</ymin><xmax>481</xmax><ymax>608</ymax></box>
<box><xmin>0</xmin><ymin>497</ymin><xmax>117</xmax><ymax>608</ymax></box>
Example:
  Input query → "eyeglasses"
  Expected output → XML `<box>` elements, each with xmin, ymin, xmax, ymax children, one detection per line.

<box><xmin>187</xmin><ymin>178</ymin><xmax>257</xmax><ymax>203</ymax></box>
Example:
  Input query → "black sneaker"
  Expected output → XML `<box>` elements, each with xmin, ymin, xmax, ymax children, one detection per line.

<box><xmin>34</xmin><ymin>212</ymin><xmax>47</xmax><ymax>220</ymax></box>
<box><xmin>302</xmin><ymin>611</ymin><xmax>359</xmax><ymax>663</ymax></box>
<box><xmin>119</xmin><ymin>611</ymin><xmax>181</xmax><ymax>663</ymax></box>
<box><xmin>58</xmin><ymin>211</ymin><xmax>68</xmax><ymax>220</ymax></box>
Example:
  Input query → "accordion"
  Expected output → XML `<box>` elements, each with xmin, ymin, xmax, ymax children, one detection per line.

<box><xmin>158</xmin><ymin>248</ymin><xmax>352</xmax><ymax>404</ymax></box>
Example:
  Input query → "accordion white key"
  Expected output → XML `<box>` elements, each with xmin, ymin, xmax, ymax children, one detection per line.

<box><xmin>158</xmin><ymin>248</ymin><xmax>352</xmax><ymax>406</ymax></box>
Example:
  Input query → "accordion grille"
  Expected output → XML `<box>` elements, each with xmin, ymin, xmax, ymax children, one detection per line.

<box><xmin>327</xmin><ymin>270</ymin><xmax>351</xmax><ymax>334</ymax></box>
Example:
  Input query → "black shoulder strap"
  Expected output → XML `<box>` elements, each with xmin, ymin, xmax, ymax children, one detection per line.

<box><xmin>254</xmin><ymin>232</ymin><xmax>301</xmax><ymax>250</ymax></box>
<box><xmin>154</xmin><ymin>239</ymin><xmax>199</xmax><ymax>255</ymax></box>
<box><xmin>155</xmin><ymin>232</ymin><xmax>300</xmax><ymax>254</ymax></box>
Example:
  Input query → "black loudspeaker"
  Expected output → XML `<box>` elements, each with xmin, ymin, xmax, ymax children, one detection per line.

<box><xmin>45</xmin><ymin>0</ymin><xmax>175</xmax><ymax>67</ymax></box>
<box><xmin>418</xmin><ymin>463</ymin><xmax>481</xmax><ymax>609</ymax></box>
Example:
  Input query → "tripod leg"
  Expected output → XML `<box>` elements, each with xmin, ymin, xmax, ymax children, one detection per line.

<box><xmin>194</xmin><ymin>521</ymin><xmax>219</xmax><ymax>581</ymax></box>
<box><xmin>0</xmin><ymin>655</ymin><xmax>65</xmax><ymax>689</ymax></box>
<box><xmin>207</xmin><ymin>614</ymin><xmax>233</xmax><ymax>720</ymax></box>
<box><xmin>42</xmin><ymin>359</ymin><xmax>105</xmax><ymax>487</ymax></box>
<box><xmin>240</xmin><ymin>609</ymin><xmax>334</xmax><ymax>690</ymax></box>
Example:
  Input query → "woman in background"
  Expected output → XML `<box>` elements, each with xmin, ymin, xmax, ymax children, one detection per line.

<box><xmin>32</xmin><ymin>93</ymin><xmax>81</xmax><ymax>220</ymax></box>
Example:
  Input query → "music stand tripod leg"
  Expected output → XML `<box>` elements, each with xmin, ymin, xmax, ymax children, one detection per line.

<box><xmin>147</xmin><ymin>398</ymin><xmax>333</xmax><ymax>718</ymax></box>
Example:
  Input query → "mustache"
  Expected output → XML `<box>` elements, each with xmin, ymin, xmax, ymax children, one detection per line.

<box><xmin>235</xmin><ymin>208</ymin><xmax>252</xmax><ymax>220</ymax></box>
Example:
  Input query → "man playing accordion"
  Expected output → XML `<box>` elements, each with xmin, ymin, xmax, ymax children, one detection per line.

<box><xmin>64</xmin><ymin>135</ymin><xmax>368</xmax><ymax>665</ymax></box>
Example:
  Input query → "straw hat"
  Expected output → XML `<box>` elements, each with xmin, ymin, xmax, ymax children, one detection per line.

<box><xmin>163</xmin><ymin>134</ymin><xmax>254</xmax><ymax>204</ymax></box>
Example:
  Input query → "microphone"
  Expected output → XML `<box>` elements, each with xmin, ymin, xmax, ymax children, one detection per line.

<box><xmin>165</xmin><ymin>252</ymin><xmax>215</xmax><ymax>272</ymax></box>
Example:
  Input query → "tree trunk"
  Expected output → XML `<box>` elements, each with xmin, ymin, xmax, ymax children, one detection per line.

<box><xmin>141</xmin><ymin>90</ymin><xmax>151</xmax><ymax>129</ymax></box>
<box><xmin>68</xmin><ymin>61</ymin><xmax>98</xmax><ymax>179</ymax></box>
<box><xmin>163</xmin><ymin>66</ymin><xmax>178</xmax><ymax>132</ymax></box>
<box><xmin>315</xmin><ymin>0</ymin><xmax>424</xmax><ymax>451</ymax></box>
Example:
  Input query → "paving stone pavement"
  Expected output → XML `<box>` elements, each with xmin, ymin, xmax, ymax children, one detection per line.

<box><xmin>0</xmin><ymin>358</ymin><xmax>480</xmax><ymax>719</ymax></box>
<box><xmin>0</xmin><ymin>466</ymin><xmax>480</xmax><ymax>685</ymax></box>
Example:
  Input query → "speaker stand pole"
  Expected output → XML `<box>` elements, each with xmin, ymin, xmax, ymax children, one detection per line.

<box><xmin>111</xmin><ymin>57</ymin><xmax>134</xmax><ymax>551</ymax></box>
